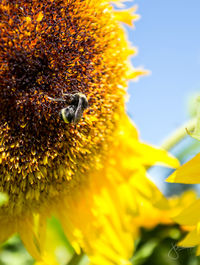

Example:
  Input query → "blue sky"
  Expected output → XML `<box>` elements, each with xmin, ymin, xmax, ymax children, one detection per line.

<box><xmin>125</xmin><ymin>0</ymin><xmax>200</xmax><ymax>145</ymax></box>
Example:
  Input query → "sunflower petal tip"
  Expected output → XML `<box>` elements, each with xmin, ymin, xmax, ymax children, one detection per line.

<box><xmin>163</xmin><ymin>153</ymin><xmax>180</xmax><ymax>169</ymax></box>
<box><xmin>114</xmin><ymin>5</ymin><xmax>140</xmax><ymax>26</ymax></box>
<box><xmin>166</xmin><ymin>172</ymin><xmax>177</xmax><ymax>183</ymax></box>
<box><xmin>128</xmin><ymin>68</ymin><xmax>150</xmax><ymax>81</ymax></box>
<box><xmin>155</xmin><ymin>149</ymin><xmax>180</xmax><ymax>169</ymax></box>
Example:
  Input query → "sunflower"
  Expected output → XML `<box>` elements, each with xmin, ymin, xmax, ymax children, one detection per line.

<box><xmin>0</xmin><ymin>0</ymin><xmax>178</xmax><ymax>264</ymax></box>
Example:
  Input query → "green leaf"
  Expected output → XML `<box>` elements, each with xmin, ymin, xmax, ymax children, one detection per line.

<box><xmin>130</xmin><ymin>239</ymin><xmax>159</xmax><ymax>265</ymax></box>
<box><xmin>187</xmin><ymin>97</ymin><xmax>200</xmax><ymax>141</ymax></box>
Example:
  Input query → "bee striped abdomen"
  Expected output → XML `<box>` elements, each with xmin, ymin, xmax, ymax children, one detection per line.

<box><xmin>60</xmin><ymin>93</ymin><xmax>88</xmax><ymax>124</ymax></box>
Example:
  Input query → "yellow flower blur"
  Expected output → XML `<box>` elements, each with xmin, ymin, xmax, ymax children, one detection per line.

<box><xmin>0</xmin><ymin>0</ymin><xmax>178</xmax><ymax>264</ymax></box>
<box><xmin>134</xmin><ymin>190</ymin><xmax>197</xmax><ymax>230</ymax></box>
<box><xmin>167</xmin><ymin>154</ymin><xmax>200</xmax><ymax>255</ymax></box>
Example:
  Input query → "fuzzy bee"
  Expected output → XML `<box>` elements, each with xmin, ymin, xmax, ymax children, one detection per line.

<box><xmin>48</xmin><ymin>92</ymin><xmax>88</xmax><ymax>124</ymax></box>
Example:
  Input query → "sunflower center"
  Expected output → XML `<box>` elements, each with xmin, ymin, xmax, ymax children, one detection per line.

<box><xmin>0</xmin><ymin>0</ymin><xmax>129</xmax><ymax>212</ymax></box>
<box><xmin>8</xmin><ymin>51</ymin><xmax>50</xmax><ymax>91</ymax></box>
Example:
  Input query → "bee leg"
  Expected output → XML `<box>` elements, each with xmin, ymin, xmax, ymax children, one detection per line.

<box><xmin>73</xmin><ymin>94</ymin><xmax>88</xmax><ymax>124</ymax></box>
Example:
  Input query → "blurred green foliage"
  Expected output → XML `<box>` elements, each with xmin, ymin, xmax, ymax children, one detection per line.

<box><xmin>132</xmin><ymin>225</ymin><xmax>200</xmax><ymax>265</ymax></box>
<box><xmin>0</xmin><ymin>236</ymin><xmax>34</xmax><ymax>265</ymax></box>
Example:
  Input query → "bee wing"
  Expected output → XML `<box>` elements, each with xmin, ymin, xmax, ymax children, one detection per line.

<box><xmin>47</xmin><ymin>96</ymin><xmax>65</xmax><ymax>102</ymax></box>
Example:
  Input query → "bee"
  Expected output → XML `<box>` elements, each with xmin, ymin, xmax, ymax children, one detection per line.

<box><xmin>48</xmin><ymin>92</ymin><xmax>88</xmax><ymax>124</ymax></box>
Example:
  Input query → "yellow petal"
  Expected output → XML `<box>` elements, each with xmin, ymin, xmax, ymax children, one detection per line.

<box><xmin>18</xmin><ymin>215</ymin><xmax>42</xmax><ymax>261</ymax></box>
<box><xmin>127</xmin><ymin>68</ymin><xmax>150</xmax><ymax>80</ymax></box>
<box><xmin>178</xmin><ymin>228</ymin><xmax>200</xmax><ymax>247</ymax></box>
<box><xmin>135</xmin><ymin>142</ymin><xmax>180</xmax><ymax>168</ymax></box>
<box><xmin>34</xmin><ymin>253</ymin><xmax>59</xmax><ymax>265</ymax></box>
<box><xmin>114</xmin><ymin>6</ymin><xmax>140</xmax><ymax>26</ymax></box>
<box><xmin>173</xmin><ymin>200</ymin><xmax>200</xmax><ymax>225</ymax></box>
<box><xmin>196</xmin><ymin>244</ymin><xmax>200</xmax><ymax>256</ymax></box>
<box><xmin>0</xmin><ymin>215</ymin><xmax>16</xmax><ymax>243</ymax></box>
<box><xmin>166</xmin><ymin>154</ymin><xmax>200</xmax><ymax>184</ymax></box>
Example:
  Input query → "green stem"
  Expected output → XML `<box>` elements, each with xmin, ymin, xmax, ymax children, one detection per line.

<box><xmin>67</xmin><ymin>251</ymin><xmax>84</xmax><ymax>265</ymax></box>
<box><xmin>161</xmin><ymin>118</ymin><xmax>196</xmax><ymax>151</ymax></box>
